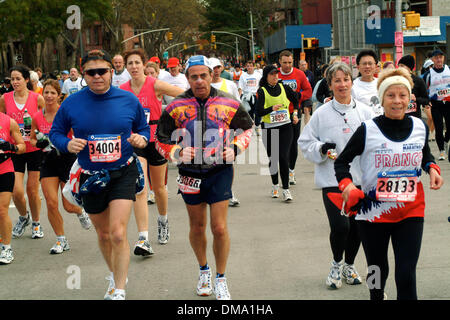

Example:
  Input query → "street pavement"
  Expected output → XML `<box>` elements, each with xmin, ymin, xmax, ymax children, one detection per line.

<box><xmin>1</xmin><ymin>118</ymin><xmax>450</xmax><ymax>301</ymax></box>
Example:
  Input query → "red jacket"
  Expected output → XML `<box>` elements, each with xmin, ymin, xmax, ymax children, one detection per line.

<box><xmin>278</xmin><ymin>67</ymin><xmax>312</xmax><ymax>113</ymax></box>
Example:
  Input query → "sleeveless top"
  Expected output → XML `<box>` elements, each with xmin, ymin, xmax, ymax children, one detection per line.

<box><xmin>3</xmin><ymin>91</ymin><xmax>40</xmax><ymax>153</ymax></box>
<box><xmin>261</xmin><ymin>84</ymin><xmax>291</xmax><ymax>128</ymax></box>
<box><xmin>428</xmin><ymin>65</ymin><xmax>450</xmax><ymax>102</ymax></box>
<box><xmin>121</xmin><ymin>76</ymin><xmax>161</xmax><ymax>142</ymax></box>
<box><xmin>357</xmin><ymin>116</ymin><xmax>426</xmax><ymax>223</ymax></box>
<box><xmin>0</xmin><ymin>112</ymin><xmax>14</xmax><ymax>174</ymax></box>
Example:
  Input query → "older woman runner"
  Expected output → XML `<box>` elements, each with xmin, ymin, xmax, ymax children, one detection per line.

<box><xmin>335</xmin><ymin>67</ymin><xmax>444</xmax><ymax>300</ymax></box>
<box><xmin>299</xmin><ymin>63</ymin><xmax>374</xmax><ymax>289</ymax></box>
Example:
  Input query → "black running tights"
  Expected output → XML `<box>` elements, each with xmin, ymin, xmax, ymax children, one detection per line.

<box><xmin>322</xmin><ymin>187</ymin><xmax>361</xmax><ymax>265</ymax></box>
<box><xmin>357</xmin><ymin>218</ymin><xmax>424</xmax><ymax>300</ymax></box>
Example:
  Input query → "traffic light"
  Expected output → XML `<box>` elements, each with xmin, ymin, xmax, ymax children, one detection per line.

<box><xmin>167</xmin><ymin>32</ymin><xmax>173</xmax><ymax>41</ymax></box>
<box><xmin>211</xmin><ymin>34</ymin><xmax>216</xmax><ymax>43</ymax></box>
<box><xmin>302</xmin><ymin>37</ymin><xmax>319</xmax><ymax>49</ymax></box>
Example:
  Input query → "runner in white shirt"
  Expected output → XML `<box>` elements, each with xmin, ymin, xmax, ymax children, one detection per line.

<box><xmin>159</xmin><ymin>57</ymin><xmax>190</xmax><ymax>90</ymax></box>
<box><xmin>239</xmin><ymin>61</ymin><xmax>262</xmax><ymax>134</ymax></box>
<box><xmin>159</xmin><ymin>57</ymin><xmax>190</xmax><ymax>105</ymax></box>
<box><xmin>61</xmin><ymin>68</ymin><xmax>82</xmax><ymax>101</ymax></box>
<box><xmin>210</xmin><ymin>58</ymin><xmax>240</xmax><ymax>100</ymax></box>
<box><xmin>351</xmin><ymin>50</ymin><xmax>382</xmax><ymax>116</ymax></box>
<box><xmin>111</xmin><ymin>54</ymin><xmax>131</xmax><ymax>88</ymax></box>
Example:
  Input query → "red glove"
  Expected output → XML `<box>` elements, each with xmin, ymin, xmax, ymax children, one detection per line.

<box><xmin>429</xmin><ymin>163</ymin><xmax>441</xmax><ymax>176</ymax></box>
<box><xmin>344</xmin><ymin>188</ymin><xmax>365</xmax><ymax>214</ymax></box>
<box><xmin>338</xmin><ymin>178</ymin><xmax>352</xmax><ymax>192</ymax></box>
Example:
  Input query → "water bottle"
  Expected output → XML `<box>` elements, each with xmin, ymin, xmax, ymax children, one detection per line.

<box><xmin>23</xmin><ymin>109</ymin><xmax>32</xmax><ymax>140</ymax></box>
<box><xmin>35</xmin><ymin>129</ymin><xmax>52</xmax><ymax>152</ymax></box>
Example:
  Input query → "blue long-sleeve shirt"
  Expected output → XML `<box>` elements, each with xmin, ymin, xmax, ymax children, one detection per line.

<box><xmin>50</xmin><ymin>86</ymin><xmax>150</xmax><ymax>171</ymax></box>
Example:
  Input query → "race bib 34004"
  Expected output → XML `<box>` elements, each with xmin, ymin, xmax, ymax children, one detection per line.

<box><xmin>88</xmin><ymin>134</ymin><xmax>121</xmax><ymax>163</ymax></box>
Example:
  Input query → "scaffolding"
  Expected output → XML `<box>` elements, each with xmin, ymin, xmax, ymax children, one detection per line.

<box><xmin>334</xmin><ymin>0</ymin><xmax>375</xmax><ymax>56</ymax></box>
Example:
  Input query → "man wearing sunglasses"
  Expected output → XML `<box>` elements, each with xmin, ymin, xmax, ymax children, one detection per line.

<box><xmin>50</xmin><ymin>49</ymin><xmax>150</xmax><ymax>300</ymax></box>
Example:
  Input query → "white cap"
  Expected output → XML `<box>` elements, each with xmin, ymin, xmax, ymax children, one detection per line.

<box><xmin>208</xmin><ymin>57</ymin><xmax>222</xmax><ymax>69</ymax></box>
<box><xmin>423</xmin><ymin>59</ymin><xmax>434</xmax><ymax>69</ymax></box>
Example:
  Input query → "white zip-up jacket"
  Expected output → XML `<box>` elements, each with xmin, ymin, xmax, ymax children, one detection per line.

<box><xmin>298</xmin><ymin>98</ymin><xmax>374</xmax><ymax>188</ymax></box>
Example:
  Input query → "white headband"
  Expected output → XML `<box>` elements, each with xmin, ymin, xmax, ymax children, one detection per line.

<box><xmin>378</xmin><ymin>75</ymin><xmax>412</xmax><ymax>104</ymax></box>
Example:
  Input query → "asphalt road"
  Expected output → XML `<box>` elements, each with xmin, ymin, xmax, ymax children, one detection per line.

<box><xmin>1</xmin><ymin>118</ymin><xmax>450</xmax><ymax>301</ymax></box>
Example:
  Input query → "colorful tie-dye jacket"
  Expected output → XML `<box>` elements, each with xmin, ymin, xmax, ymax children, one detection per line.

<box><xmin>156</xmin><ymin>87</ymin><xmax>253</xmax><ymax>176</ymax></box>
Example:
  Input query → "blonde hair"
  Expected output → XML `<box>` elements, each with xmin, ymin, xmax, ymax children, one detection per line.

<box><xmin>377</xmin><ymin>68</ymin><xmax>413</xmax><ymax>105</ymax></box>
<box><xmin>377</xmin><ymin>67</ymin><xmax>413</xmax><ymax>91</ymax></box>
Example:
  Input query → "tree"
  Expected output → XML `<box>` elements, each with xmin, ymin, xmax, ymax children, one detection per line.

<box><xmin>0</xmin><ymin>0</ymin><xmax>112</xmax><ymax>70</ymax></box>
<box><xmin>115</xmin><ymin>0</ymin><xmax>206</xmax><ymax>58</ymax></box>
<box><xmin>201</xmin><ymin>0</ymin><xmax>278</xmax><ymax>60</ymax></box>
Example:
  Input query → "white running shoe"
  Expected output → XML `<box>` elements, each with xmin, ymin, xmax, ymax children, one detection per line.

<box><xmin>439</xmin><ymin>151</ymin><xmax>445</xmax><ymax>160</ymax></box>
<box><xmin>0</xmin><ymin>247</ymin><xmax>14</xmax><ymax>265</ymax></box>
<box><xmin>271</xmin><ymin>185</ymin><xmax>279</xmax><ymax>198</ymax></box>
<box><xmin>31</xmin><ymin>223</ymin><xmax>44</xmax><ymax>239</ymax></box>
<box><xmin>147</xmin><ymin>190</ymin><xmax>155</xmax><ymax>204</ymax></box>
<box><xmin>77</xmin><ymin>210</ymin><xmax>92</xmax><ymax>230</ymax></box>
<box><xmin>342</xmin><ymin>263</ymin><xmax>362</xmax><ymax>285</ymax></box>
<box><xmin>196</xmin><ymin>268</ymin><xmax>213</xmax><ymax>296</ymax></box>
<box><xmin>289</xmin><ymin>171</ymin><xmax>296</xmax><ymax>185</ymax></box>
<box><xmin>214</xmin><ymin>277</ymin><xmax>231</xmax><ymax>300</ymax></box>
<box><xmin>49</xmin><ymin>239</ymin><xmax>70</xmax><ymax>254</ymax></box>
<box><xmin>282</xmin><ymin>189</ymin><xmax>293</xmax><ymax>202</ymax></box>
<box><xmin>12</xmin><ymin>213</ymin><xmax>30</xmax><ymax>238</ymax></box>
<box><xmin>111</xmin><ymin>291</ymin><xmax>126</xmax><ymax>300</ymax></box>
<box><xmin>229</xmin><ymin>194</ymin><xmax>240</xmax><ymax>207</ymax></box>
<box><xmin>326</xmin><ymin>260</ymin><xmax>342</xmax><ymax>289</ymax></box>
<box><xmin>104</xmin><ymin>275</ymin><xmax>128</xmax><ymax>300</ymax></box>
<box><xmin>104</xmin><ymin>275</ymin><xmax>115</xmax><ymax>300</ymax></box>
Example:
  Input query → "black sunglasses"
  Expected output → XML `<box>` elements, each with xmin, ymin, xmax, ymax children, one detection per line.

<box><xmin>84</xmin><ymin>68</ymin><xmax>110</xmax><ymax>77</ymax></box>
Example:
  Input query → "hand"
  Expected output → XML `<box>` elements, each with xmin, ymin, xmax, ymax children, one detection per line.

<box><xmin>341</xmin><ymin>182</ymin><xmax>358</xmax><ymax>204</ymax></box>
<box><xmin>429</xmin><ymin>167</ymin><xmax>444</xmax><ymax>190</ymax></box>
<box><xmin>179</xmin><ymin>147</ymin><xmax>195</xmax><ymax>163</ymax></box>
<box><xmin>127</xmin><ymin>133</ymin><xmax>147</xmax><ymax>149</ymax></box>
<box><xmin>36</xmin><ymin>139</ymin><xmax>50</xmax><ymax>149</ymax></box>
<box><xmin>272</xmin><ymin>104</ymin><xmax>282</xmax><ymax>111</ymax></box>
<box><xmin>292</xmin><ymin>114</ymin><xmax>299</xmax><ymax>125</ymax></box>
<box><xmin>324</xmin><ymin>97</ymin><xmax>332</xmax><ymax>103</ymax></box>
<box><xmin>410</xmin><ymin>93</ymin><xmax>416</xmax><ymax>102</ymax></box>
<box><xmin>0</xmin><ymin>140</ymin><xmax>17</xmax><ymax>152</ymax></box>
<box><xmin>222</xmin><ymin>147</ymin><xmax>236</xmax><ymax>163</ymax></box>
<box><xmin>321</xmin><ymin>142</ymin><xmax>336</xmax><ymax>155</ymax></box>
<box><xmin>68</xmin><ymin>138</ymin><xmax>87</xmax><ymax>154</ymax></box>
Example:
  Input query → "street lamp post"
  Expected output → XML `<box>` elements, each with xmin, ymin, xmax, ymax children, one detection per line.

<box><xmin>121</xmin><ymin>28</ymin><xmax>170</xmax><ymax>44</ymax></box>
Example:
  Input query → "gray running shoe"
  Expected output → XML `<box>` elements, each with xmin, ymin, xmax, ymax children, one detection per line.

<box><xmin>134</xmin><ymin>236</ymin><xmax>154</xmax><ymax>256</ymax></box>
<box><xmin>77</xmin><ymin>210</ymin><xmax>92</xmax><ymax>230</ymax></box>
<box><xmin>158</xmin><ymin>219</ymin><xmax>170</xmax><ymax>245</ymax></box>
<box><xmin>12</xmin><ymin>213</ymin><xmax>30</xmax><ymax>238</ymax></box>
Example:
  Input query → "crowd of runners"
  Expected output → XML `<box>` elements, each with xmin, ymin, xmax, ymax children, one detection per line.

<box><xmin>0</xmin><ymin>45</ymin><xmax>448</xmax><ymax>301</ymax></box>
